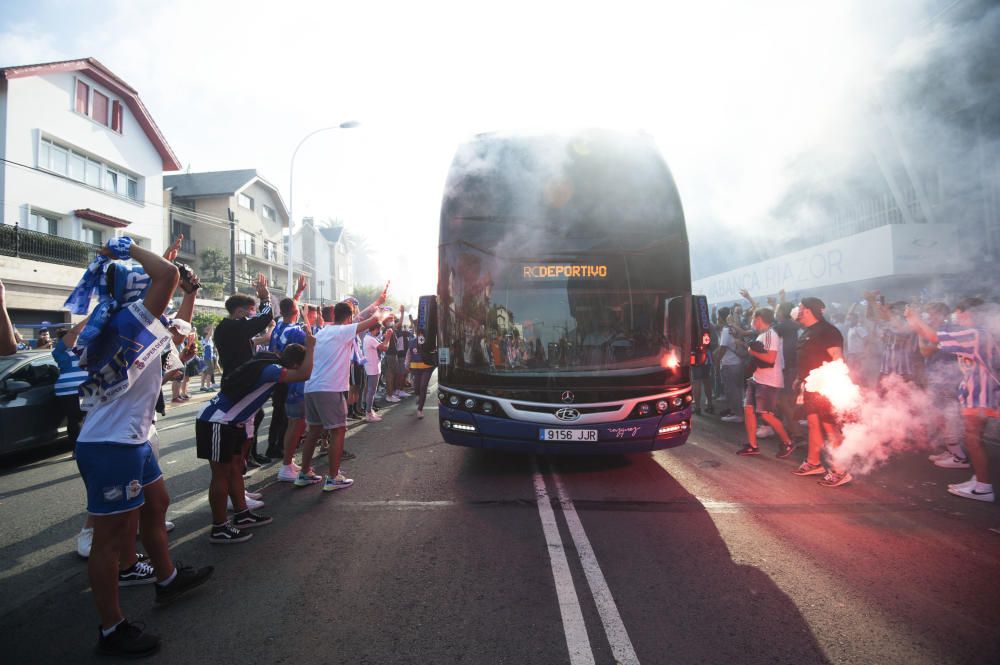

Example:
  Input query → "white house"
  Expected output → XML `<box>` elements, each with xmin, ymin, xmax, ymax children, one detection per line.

<box><xmin>0</xmin><ymin>57</ymin><xmax>179</xmax><ymax>331</ymax></box>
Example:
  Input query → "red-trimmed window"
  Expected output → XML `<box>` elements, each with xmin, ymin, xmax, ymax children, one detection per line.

<box><xmin>92</xmin><ymin>91</ymin><xmax>109</xmax><ymax>126</ymax></box>
<box><xmin>111</xmin><ymin>100</ymin><xmax>123</xmax><ymax>133</ymax></box>
<box><xmin>75</xmin><ymin>80</ymin><xmax>89</xmax><ymax>114</ymax></box>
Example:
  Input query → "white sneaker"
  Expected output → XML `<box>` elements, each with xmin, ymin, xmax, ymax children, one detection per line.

<box><xmin>417</xmin><ymin>409</ymin><xmax>424</xmax><ymax>419</ymax></box>
<box><xmin>948</xmin><ymin>475</ymin><xmax>977</xmax><ymax>491</ymax></box>
<box><xmin>277</xmin><ymin>464</ymin><xmax>299</xmax><ymax>482</ymax></box>
<box><xmin>364</xmin><ymin>413</ymin><xmax>382</xmax><ymax>423</ymax></box>
<box><xmin>928</xmin><ymin>450</ymin><xmax>953</xmax><ymax>462</ymax></box>
<box><xmin>756</xmin><ymin>425</ymin><xmax>775</xmax><ymax>439</ymax></box>
<box><xmin>948</xmin><ymin>483</ymin><xmax>995</xmax><ymax>502</ymax></box>
<box><xmin>322</xmin><ymin>473</ymin><xmax>355</xmax><ymax>492</ymax></box>
<box><xmin>934</xmin><ymin>455</ymin><xmax>971</xmax><ymax>469</ymax></box>
<box><xmin>396</xmin><ymin>390</ymin><xmax>411</xmax><ymax>397</ymax></box>
<box><xmin>245</xmin><ymin>490</ymin><xmax>263</xmax><ymax>501</ymax></box>
<box><xmin>721</xmin><ymin>415</ymin><xmax>743</xmax><ymax>423</ymax></box>
<box><xmin>386</xmin><ymin>395</ymin><xmax>401</xmax><ymax>403</ymax></box>
<box><xmin>227</xmin><ymin>496</ymin><xmax>265</xmax><ymax>511</ymax></box>
<box><xmin>76</xmin><ymin>527</ymin><xmax>93</xmax><ymax>559</ymax></box>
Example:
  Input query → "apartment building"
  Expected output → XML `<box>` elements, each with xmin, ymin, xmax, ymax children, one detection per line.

<box><xmin>0</xmin><ymin>57</ymin><xmax>180</xmax><ymax>330</ymax></box>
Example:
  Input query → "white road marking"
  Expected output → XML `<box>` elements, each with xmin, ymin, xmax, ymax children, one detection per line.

<box><xmin>551</xmin><ymin>472</ymin><xmax>640</xmax><ymax>665</ymax></box>
<box><xmin>533</xmin><ymin>460</ymin><xmax>596</xmax><ymax>665</ymax></box>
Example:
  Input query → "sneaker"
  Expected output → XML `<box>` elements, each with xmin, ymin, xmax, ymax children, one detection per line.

<box><xmin>209</xmin><ymin>523</ymin><xmax>252</xmax><ymax>544</ymax></box>
<box><xmin>277</xmin><ymin>464</ymin><xmax>299</xmax><ymax>482</ymax></box>
<box><xmin>245</xmin><ymin>490</ymin><xmax>264</xmax><ymax>501</ymax></box>
<box><xmin>386</xmin><ymin>395</ymin><xmax>401</xmax><ymax>403</ymax></box>
<box><xmin>934</xmin><ymin>455</ymin><xmax>971</xmax><ymax>469</ymax></box>
<box><xmin>96</xmin><ymin>619</ymin><xmax>160</xmax><ymax>658</ymax></box>
<box><xmin>294</xmin><ymin>470</ymin><xmax>323</xmax><ymax>487</ymax></box>
<box><xmin>322</xmin><ymin>474</ymin><xmax>354</xmax><ymax>492</ymax></box>
<box><xmin>736</xmin><ymin>444</ymin><xmax>760</xmax><ymax>456</ymax></box>
<box><xmin>756</xmin><ymin>425</ymin><xmax>775</xmax><ymax>439</ymax></box>
<box><xmin>364</xmin><ymin>413</ymin><xmax>383</xmax><ymax>423</ymax></box>
<box><xmin>232</xmin><ymin>510</ymin><xmax>273</xmax><ymax>529</ymax></box>
<box><xmin>776</xmin><ymin>441</ymin><xmax>796</xmax><ymax>459</ymax></box>
<box><xmin>818</xmin><ymin>470</ymin><xmax>853</xmax><ymax>487</ymax></box>
<box><xmin>118</xmin><ymin>561</ymin><xmax>157</xmax><ymax>587</ymax></box>
<box><xmin>341</xmin><ymin>449</ymin><xmax>357</xmax><ymax>461</ymax></box>
<box><xmin>949</xmin><ymin>475</ymin><xmax>977</xmax><ymax>491</ymax></box>
<box><xmin>417</xmin><ymin>409</ymin><xmax>424</xmax><ymax>419</ymax></box>
<box><xmin>77</xmin><ymin>527</ymin><xmax>93</xmax><ymax>559</ymax></box>
<box><xmin>245</xmin><ymin>456</ymin><xmax>262</xmax><ymax>470</ymax></box>
<box><xmin>721</xmin><ymin>415</ymin><xmax>744</xmax><ymax>423</ymax></box>
<box><xmin>793</xmin><ymin>462</ymin><xmax>826</xmax><ymax>476</ymax></box>
<box><xmin>947</xmin><ymin>484</ymin><xmax>994</xmax><ymax>502</ymax></box>
<box><xmin>164</xmin><ymin>520</ymin><xmax>175</xmax><ymax>533</ymax></box>
<box><xmin>154</xmin><ymin>563</ymin><xmax>214</xmax><ymax>605</ymax></box>
<box><xmin>398</xmin><ymin>390</ymin><xmax>412</xmax><ymax>397</ymax></box>
<box><xmin>928</xmin><ymin>450</ymin><xmax>953</xmax><ymax>462</ymax></box>
<box><xmin>227</xmin><ymin>496</ymin><xmax>265</xmax><ymax>511</ymax></box>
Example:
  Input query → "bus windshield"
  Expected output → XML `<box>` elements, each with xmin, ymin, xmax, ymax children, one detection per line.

<box><xmin>442</xmin><ymin>243</ymin><xmax>689</xmax><ymax>376</ymax></box>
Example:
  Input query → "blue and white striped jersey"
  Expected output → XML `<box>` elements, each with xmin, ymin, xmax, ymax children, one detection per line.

<box><xmin>937</xmin><ymin>327</ymin><xmax>1000</xmax><ymax>414</ymax></box>
<box><xmin>197</xmin><ymin>364</ymin><xmax>286</xmax><ymax>426</ymax></box>
<box><xmin>52</xmin><ymin>338</ymin><xmax>88</xmax><ymax>396</ymax></box>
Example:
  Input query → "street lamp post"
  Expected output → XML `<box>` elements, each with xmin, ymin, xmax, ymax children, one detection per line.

<box><xmin>286</xmin><ymin>121</ymin><xmax>360</xmax><ymax>295</ymax></box>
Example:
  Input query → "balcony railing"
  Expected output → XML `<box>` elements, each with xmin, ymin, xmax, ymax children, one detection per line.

<box><xmin>0</xmin><ymin>224</ymin><xmax>99</xmax><ymax>268</ymax></box>
<box><xmin>236</xmin><ymin>240</ymin><xmax>285</xmax><ymax>266</ymax></box>
<box><xmin>178</xmin><ymin>236</ymin><xmax>197</xmax><ymax>256</ymax></box>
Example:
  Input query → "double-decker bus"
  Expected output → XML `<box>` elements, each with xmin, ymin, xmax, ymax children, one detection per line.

<box><xmin>430</xmin><ymin>129</ymin><xmax>704</xmax><ymax>453</ymax></box>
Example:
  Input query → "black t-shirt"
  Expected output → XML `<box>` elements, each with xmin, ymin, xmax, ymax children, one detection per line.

<box><xmin>797</xmin><ymin>320</ymin><xmax>843</xmax><ymax>381</ymax></box>
<box><xmin>213</xmin><ymin>300</ymin><xmax>273</xmax><ymax>376</ymax></box>
<box><xmin>773</xmin><ymin>320</ymin><xmax>800</xmax><ymax>369</ymax></box>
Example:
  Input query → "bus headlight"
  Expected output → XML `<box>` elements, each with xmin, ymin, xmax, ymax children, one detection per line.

<box><xmin>638</xmin><ymin>403</ymin><xmax>651</xmax><ymax>416</ymax></box>
<box><xmin>482</xmin><ymin>402</ymin><xmax>494</xmax><ymax>415</ymax></box>
<box><xmin>438</xmin><ymin>391</ymin><xmax>447</xmax><ymax>401</ymax></box>
<box><xmin>449</xmin><ymin>395</ymin><xmax>460</xmax><ymax>406</ymax></box>
<box><xmin>464</xmin><ymin>398</ymin><xmax>476</xmax><ymax>409</ymax></box>
<box><xmin>671</xmin><ymin>397</ymin><xmax>684</xmax><ymax>407</ymax></box>
<box><xmin>656</xmin><ymin>400</ymin><xmax>669</xmax><ymax>413</ymax></box>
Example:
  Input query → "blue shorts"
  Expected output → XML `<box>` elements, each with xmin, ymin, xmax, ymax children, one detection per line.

<box><xmin>286</xmin><ymin>399</ymin><xmax>304</xmax><ymax>420</ymax></box>
<box><xmin>75</xmin><ymin>442</ymin><xmax>162</xmax><ymax>515</ymax></box>
<box><xmin>744</xmin><ymin>380</ymin><xmax>780</xmax><ymax>414</ymax></box>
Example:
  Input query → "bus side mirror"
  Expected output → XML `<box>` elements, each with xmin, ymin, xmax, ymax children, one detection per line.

<box><xmin>691</xmin><ymin>295</ymin><xmax>711</xmax><ymax>365</ymax></box>
<box><xmin>664</xmin><ymin>296</ymin><xmax>691</xmax><ymax>352</ymax></box>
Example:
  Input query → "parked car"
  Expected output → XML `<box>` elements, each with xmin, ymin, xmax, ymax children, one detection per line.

<box><xmin>0</xmin><ymin>351</ymin><xmax>65</xmax><ymax>456</ymax></box>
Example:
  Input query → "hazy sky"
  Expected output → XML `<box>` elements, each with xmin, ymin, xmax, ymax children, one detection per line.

<box><xmin>0</xmin><ymin>0</ymin><xmax>950</xmax><ymax>305</ymax></box>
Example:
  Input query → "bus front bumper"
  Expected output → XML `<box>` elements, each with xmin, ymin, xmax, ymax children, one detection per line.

<box><xmin>438</xmin><ymin>406</ymin><xmax>692</xmax><ymax>455</ymax></box>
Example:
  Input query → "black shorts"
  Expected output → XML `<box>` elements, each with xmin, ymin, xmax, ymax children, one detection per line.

<box><xmin>196</xmin><ymin>420</ymin><xmax>249</xmax><ymax>462</ymax></box>
<box><xmin>803</xmin><ymin>390</ymin><xmax>835</xmax><ymax>423</ymax></box>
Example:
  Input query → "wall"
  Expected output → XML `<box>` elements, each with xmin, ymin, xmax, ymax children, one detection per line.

<box><xmin>692</xmin><ymin>224</ymin><xmax>965</xmax><ymax>304</ymax></box>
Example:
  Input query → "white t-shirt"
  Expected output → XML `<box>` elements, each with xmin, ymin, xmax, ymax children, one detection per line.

<box><xmin>719</xmin><ymin>327</ymin><xmax>743</xmax><ymax>367</ymax></box>
<box><xmin>752</xmin><ymin>328</ymin><xmax>783</xmax><ymax>388</ymax></box>
<box><xmin>304</xmin><ymin>323</ymin><xmax>359</xmax><ymax>393</ymax></box>
<box><xmin>363</xmin><ymin>333</ymin><xmax>383</xmax><ymax>376</ymax></box>
<box><xmin>78</xmin><ymin>302</ymin><xmax>171</xmax><ymax>445</ymax></box>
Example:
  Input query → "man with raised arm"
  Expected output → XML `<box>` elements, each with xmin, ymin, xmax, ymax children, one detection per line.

<box><xmin>68</xmin><ymin>237</ymin><xmax>212</xmax><ymax>658</ymax></box>
<box><xmin>295</xmin><ymin>297</ymin><xmax>388</xmax><ymax>491</ymax></box>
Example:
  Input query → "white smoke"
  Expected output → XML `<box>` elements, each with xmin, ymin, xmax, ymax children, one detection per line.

<box><xmin>826</xmin><ymin>371</ymin><xmax>942</xmax><ymax>475</ymax></box>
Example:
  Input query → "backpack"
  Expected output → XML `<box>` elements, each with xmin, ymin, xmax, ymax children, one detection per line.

<box><xmin>219</xmin><ymin>352</ymin><xmax>280</xmax><ymax>403</ymax></box>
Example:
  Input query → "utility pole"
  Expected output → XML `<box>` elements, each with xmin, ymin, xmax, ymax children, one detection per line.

<box><xmin>228</xmin><ymin>208</ymin><xmax>236</xmax><ymax>295</ymax></box>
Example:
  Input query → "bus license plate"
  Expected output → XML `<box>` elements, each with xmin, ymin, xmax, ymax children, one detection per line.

<box><xmin>539</xmin><ymin>428</ymin><xmax>598</xmax><ymax>442</ymax></box>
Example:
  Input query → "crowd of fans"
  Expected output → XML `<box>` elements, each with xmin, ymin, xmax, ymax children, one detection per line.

<box><xmin>696</xmin><ymin>287</ymin><xmax>999</xmax><ymax>498</ymax></box>
<box><xmin>0</xmin><ymin>236</ymin><xmax>435</xmax><ymax>658</ymax></box>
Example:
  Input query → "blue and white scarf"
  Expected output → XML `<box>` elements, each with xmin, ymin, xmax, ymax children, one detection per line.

<box><xmin>63</xmin><ymin>238</ymin><xmax>167</xmax><ymax>409</ymax></box>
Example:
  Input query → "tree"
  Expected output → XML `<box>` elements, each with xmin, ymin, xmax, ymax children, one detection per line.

<box><xmin>353</xmin><ymin>283</ymin><xmax>403</xmax><ymax>310</ymax></box>
<box><xmin>200</xmin><ymin>248</ymin><xmax>229</xmax><ymax>284</ymax></box>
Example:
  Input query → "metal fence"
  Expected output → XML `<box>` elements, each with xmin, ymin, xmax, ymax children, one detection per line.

<box><xmin>0</xmin><ymin>224</ymin><xmax>99</xmax><ymax>268</ymax></box>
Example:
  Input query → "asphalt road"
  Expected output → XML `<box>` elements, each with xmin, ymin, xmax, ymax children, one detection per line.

<box><xmin>1</xmin><ymin>384</ymin><xmax>998</xmax><ymax>665</ymax></box>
